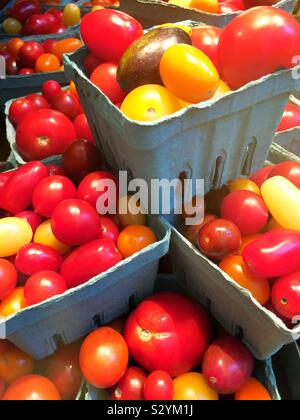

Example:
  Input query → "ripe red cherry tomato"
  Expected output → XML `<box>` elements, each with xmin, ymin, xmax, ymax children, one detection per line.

<box><xmin>0</xmin><ymin>259</ymin><xmax>17</xmax><ymax>301</ymax></box>
<box><xmin>249</xmin><ymin>165</ymin><xmax>274</xmax><ymax>187</ymax></box>
<box><xmin>99</xmin><ymin>216</ymin><xmax>119</xmax><ymax>244</ymax></box>
<box><xmin>46</xmin><ymin>8</ymin><xmax>63</xmax><ymax>22</ymax></box>
<box><xmin>191</xmin><ymin>26</ymin><xmax>222</xmax><ymax>74</ymax></box>
<box><xmin>19</xmin><ymin>41</ymin><xmax>44</xmax><ymax>68</ymax></box>
<box><xmin>42</xmin><ymin>80</ymin><xmax>62</xmax><ymax>102</ymax></box>
<box><xmin>144</xmin><ymin>370</ymin><xmax>174</xmax><ymax>401</ymax></box>
<box><xmin>3</xmin><ymin>374</ymin><xmax>61</xmax><ymax>400</ymax></box>
<box><xmin>90</xmin><ymin>63</ymin><xmax>126</xmax><ymax>105</ymax></box>
<box><xmin>277</xmin><ymin>103</ymin><xmax>300</xmax><ymax>132</ymax></box>
<box><xmin>18</xmin><ymin>68</ymin><xmax>34</xmax><ymax>75</ymax></box>
<box><xmin>73</xmin><ymin>114</ymin><xmax>94</xmax><ymax>143</ymax></box>
<box><xmin>9</xmin><ymin>98</ymin><xmax>35</xmax><ymax>126</ymax></box>
<box><xmin>267</xmin><ymin>162</ymin><xmax>300</xmax><ymax>189</ymax></box>
<box><xmin>83</xmin><ymin>52</ymin><xmax>102</xmax><ymax>76</ymax></box>
<box><xmin>79</xmin><ymin>327</ymin><xmax>129</xmax><ymax>389</ymax></box>
<box><xmin>15</xmin><ymin>211</ymin><xmax>42</xmax><ymax>234</ymax></box>
<box><xmin>32</xmin><ymin>175</ymin><xmax>77</xmax><ymax>218</ymax></box>
<box><xmin>16</xmin><ymin>243</ymin><xmax>63</xmax><ymax>276</ymax></box>
<box><xmin>24</xmin><ymin>270</ymin><xmax>67</xmax><ymax>305</ymax></box>
<box><xmin>50</xmin><ymin>91</ymin><xmax>82</xmax><ymax>121</ymax></box>
<box><xmin>198</xmin><ymin>218</ymin><xmax>241</xmax><ymax>261</ymax></box>
<box><xmin>221</xmin><ymin>190</ymin><xmax>269</xmax><ymax>235</ymax></box>
<box><xmin>271</xmin><ymin>272</ymin><xmax>300</xmax><ymax>321</ymax></box>
<box><xmin>109</xmin><ymin>366</ymin><xmax>147</xmax><ymax>400</ymax></box>
<box><xmin>124</xmin><ymin>292</ymin><xmax>212</xmax><ymax>377</ymax></box>
<box><xmin>11</xmin><ymin>0</ymin><xmax>41</xmax><ymax>24</ymax></box>
<box><xmin>80</xmin><ymin>9</ymin><xmax>143</xmax><ymax>61</ymax></box>
<box><xmin>22</xmin><ymin>13</ymin><xmax>55</xmax><ymax>36</ymax></box>
<box><xmin>25</xmin><ymin>93</ymin><xmax>48</xmax><ymax>110</ymax></box>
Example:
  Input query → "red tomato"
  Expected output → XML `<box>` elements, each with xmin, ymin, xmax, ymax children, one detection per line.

<box><xmin>50</xmin><ymin>91</ymin><xmax>82</xmax><ymax>121</ymax></box>
<box><xmin>73</xmin><ymin>113</ymin><xmax>94</xmax><ymax>143</ymax></box>
<box><xmin>144</xmin><ymin>370</ymin><xmax>174</xmax><ymax>401</ymax></box>
<box><xmin>267</xmin><ymin>162</ymin><xmax>300</xmax><ymax>189</ymax></box>
<box><xmin>50</xmin><ymin>22</ymin><xmax>67</xmax><ymax>34</ymax></box>
<box><xmin>19</xmin><ymin>41</ymin><xmax>44</xmax><ymax>68</ymax></box>
<box><xmin>221</xmin><ymin>190</ymin><xmax>269</xmax><ymax>235</ymax></box>
<box><xmin>15</xmin><ymin>211</ymin><xmax>42</xmax><ymax>233</ymax></box>
<box><xmin>42</xmin><ymin>80</ymin><xmax>62</xmax><ymax>102</ymax></box>
<box><xmin>11</xmin><ymin>0</ymin><xmax>41</xmax><ymax>24</ymax></box>
<box><xmin>8</xmin><ymin>98</ymin><xmax>35</xmax><ymax>126</ymax></box>
<box><xmin>249</xmin><ymin>165</ymin><xmax>274</xmax><ymax>187</ymax></box>
<box><xmin>77</xmin><ymin>171</ymin><xmax>118</xmax><ymax>211</ymax></box>
<box><xmin>202</xmin><ymin>336</ymin><xmax>254</xmax><ymax>394</ymax></box>
<box><xmin>16</xmin><ymin>109</ymin><xmax>77</xmax><ymax>161</ymax></box>
<box><xmin>16</xmin><ymin>243</ymin><xmax>63</xmax><ymax>276</ymax></box>
<box><xmin>24</xmin><ymin>270</ymin><xmax>67</xmax><ymax>305</ymax></box>
<box><xmin>32</xmin><ymin>175</ymin><xmax>77</xmax><ymax>218</ymax></box>
<box><xmin>60</xmin><ymin>238</ymin><xmax>122</xmax><ymax>288</ymax></box>
<box><xmin>0</xmin><ymin>171</ymin><xmax>14</xmax><ymax>195</ymax></box>
<box><xmin>99</xmin><ymin>216</ymin><xmax>119</xmax><ymax>244</ymax></box>
<box><xmin>184</xmin><ymin>214</ymin><xmax>216</xmax><ymax>246</ymax></box>
<box><xmin>51</xmin><ymin>199</ymin><xmax>101</xmax><ymax>246</ymax></box>
<box><xmin>271</xmin><ymin>272</ymin><xmax>300</xmax><ymax>320</ymax></box>
<box><xmin>218</xmin><ymin>7</ymin><xmax>300</xmax><ymax>89</ymax></box>
<box><xmin>3</xmin><ymin>375</ymin><xmax>61</xmax><ymax>400</ymax></box>
<box><xmin>79</xmin><ymin>327</ymin><xmax>129</xmax><ymax>389</ymax></box>
<box><xmin>42</xmin><ymin>39</ymin><xmax>57</xmax><ymax>54</ymax></box>
<box><xmin>124</xmin><ymin>292</ymin><xmax>212</xmax><ymax>377</ymax></box>
<box><xmin>1</xmin><ymin>161</ymin><xmax>48</xmax><ymax>214</ymax></box>
<box><xmin>46</xmin><ymin>8</ymin><xmax>63</xmax><ymax>22</ymax></box>
<box><xmin>198</xmin><ymin>218</ymin><xmax>241</xmax><ymax>261</ymax></box>
<box><xmin>191</xmin><ymin>26</ymin><xmax>222</xmax><ymax>73</ymax></box>
<box><xmin>277</xmin><ymin>103</ymin><xmax>300</xmax><ymax>132</ymax></box>
<box><xmin>0</xmin><ymin>258</ymin><xmax>17</xmax><ymax>301</ymax></box>
<box><xmin>90</xmin><ymin>63</ymin><xmax>126</xmax><ymax>105</ymax></box>
<box><xmin>18</xmin><ymin>68</ymin><xmax>34</xmax><ymax>75</ymax></box>
<box><xmin>109</xmin><ymin>366</ymin><xmax>147</xmax><ymax>400</ymax></box>
<box><xmin>83</xmin><ymin>52</ymin><xmax>102</xmax><ymax>76</ymax></box>
<box><xmin>5</xmin><ymin>57</ymin><xmax>19</xmax><ymax>75</ymax></box>
<box><xmin>25</xmin><ymin>93</ymin><xmax>48</xmax><ymax>110</ymax></box>
<box><xmin>47</xmin><ymin>164</ymin><xmax>66</xmax><ymax>177</ymax></box>
<box><xmin>243</xmin><ymin>230</ymin><xmax>300</xmax><ymax>278</ymax></box>
<box><xmin>22</xmin><ymin>13</ymin><xmax>55</xmax><ymax>36</ymax></box>
<box><xmin>80</xmin><ymin>9</ymin><xmax>143</xmax><ymax>61</ymax></box>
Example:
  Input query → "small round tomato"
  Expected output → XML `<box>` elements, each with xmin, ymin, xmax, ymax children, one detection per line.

<box><xmin>221</xmin><ymin>190</ymin><xmax>269</xmax><ymax>235</ymax></box>
<box><xmin>228</xmin><ymin>178</ymin><xmax>260</xmax><ymax>195</ymax></box>
<box><xmin>118</xmin><ymin>195</ymin><xmax>147</xmax><ymax>228</ymax></box>
<box><xmin>34</xmin><ymin>220</ymin><xmax>70</xmax><ymax>255</ymax></box>
<box><xmin>6</xmin><ymin>38</ymin><xmax>24</xmax><ymax>57</ymax></box>
<box><xmin>3</xmin><ymin>375</ymin><xmax>60</xmax><ymax>400</ymax></box>
<box><xmin>249</xmin><ymin>165</ymin><xmax>274</xmax><ymax>188</ymax></box>
<box><xmin>184</xmin><ymin>215</ymin><xmax>217</xmax><ymax>246</ymax></box>
<box><xmin>77</xmin><ymin>171</ymin><xmax>118</xmax><ymax>210</ymax></box>
<box><xmin>25</xmin><ymin>93</ymin><xmax>48</xmax><ymax>110</ymax></box>
<box><xmin>121</xmin><ymin>85</ymin><xmax>181</xmax><ymax>122</ymax></box>
<box><xmin>117</xmin><ymin>225</ymin><xmax>157</xmax><ymax>258</ymax></box>
<box><xmin>91</xmin><ymin>63</ymin><xmax>126</xmax><ymax>105</ymax></box>
<box><xmin>35</xmin><ymin>53</ymin><xmax>61</xmax><ymax>73</ymax></box>
<box><xmin>19</xmin><ymin>41</ymin><xmax>44</xmax><ymax>68</ymax></box>
<box><xmin>52</xmin><ymin>38</ymin><xmax>83</xmax><ymax>62</ymax></box>
<box><xmin>15</xmin><ymin>211</ymin><xmax>42</xmax><ymax>234</ymax></box>
<box><xmin>277</xmin><ymin>103</ymin><xmax>300</xmax><ymax>132</ymax></box>
<box><xmin>0</xmin><ymin>287</ymin><xmax>27</xmax><ymax>317</ymax></box>
<box><xmin>267</xmin><ymin>161</ymin><xmax>300</xmax><ymax>189</ymax></box>
<box><xmin>235</xmin><ymin>377</ymin><xmax>272</xmax><ymax>400</ymax></box>
<box><xmin>24</xmin><ymin>270</ymin><xmax>67</xmax><ymax>305</ymax></box>
<box><xmin>8</xmin><ymin>98</ymin><xmax>35</xmax><ymax>126</ymax></box>
<box><xmin>42</xmin><ymin>80</ymin><xmax>62</xmax><ymax>102</ymax></box>
<box><xmin>42</xmin><ymin>39</ymin><xmax>57</xmax><ymax>54</ymax></box>
<box><xmin>62</xmin><ymin>4</ymin><xmax>81</xmax><ymax>27</ymax></box>
<box><xmin>219</xmin><ymin>255</ymin><xmax>270</xmax><ymax>305</ymax></box>
<box><xmin>271</xmin><ymin>272</ymin><xmax>300</xmax><ymax>320</ymax></box>
<box><xmin>173</xmin><ymin>372</ymin><xmax>218</xmax><ymax>400</ymax></box>
<box><xmin>109</xmin><ymin>366</ymin><xmax>147</xmax><ymax>400</ymax></box>
<box><xmin>79</xmin><ymin>327</ymin><xmax>129</xmax><ymax>389</ymax></box>
<box><xmin>3</xmin><ymin>18</ymin><xmax>22</xmax><ymax>35</ymax></box>
<box><xmin>0</xmin><ymin>344</ymin><xmax>34</xmax><ymax>385</ymax></box>
<box><xmin>144</xmin><ymin>371</ymin><xmax>174</xmax><ymax>401</ymax></box>
<box><xmin>99</xmin><ymin>216</ymin><xmax>119</xmax><ymax>244</ymax></box>
<box><xmin>5</xmin><ymin>57</ymin><xmax>19</xmax><ymax>75</ymax></box>
<box><xmin>73</xmin><ymin>114</ymin><xmax>94</xmax><ymax>143</ymax></box>
<box><xmin>32</xmin><ymin>175</ymin><xmax>77</xmax><ymax>218</ymax></box>
<box><xmin>16</xmin><ymin>243</ymin><xmax>63</xmax><ymax>276</ymax></box>
<box><xmin>198</xmin><ymin>218</ymin><xmax>241</xmax><ymax>261</ymax></box>
<box><xmin>18</xmin><ymin>68</ymin><xmax>34</xmax><ymax>75</ymax></box>
<box><xmin>0</xmin><ymin>217</ymin><xmax>33</xmax><ymax>258</ymax></box>
<box><xmin>46</xmin><ymin>8</ymin><xmax>63</xmax><ymax>22</ymax></box>
<box><xmin>191</xmin><ymin>26</ymin><xmax>222</xmax><ymax>74</ymax></box>
<box><xmin>11</xmin><ymin>0</ymin><xmax>42</xmax><ymax>24</ymax></box>
<box><xmin>0</xmin><ymin>259</ymin><xmax>17</xmax><ymax>301</ymax></box>
<box><xmin>22</xmin><ymin>13</ymin><xmax>55</xmax><ymax>36</ymax></box>
<box><xmin>83</xmin><ymin>52</ymin><xmax>102</xmax><ymax>76</ymax></box>
<box><xmin>50</xmin><ymin>91</ymin><xmax>82</xmax><ymax>121</ymax></box>
<box><xmin>160</xmin><ymin>44</ymin><xmax>220</xmax><ymax>104</ymax></box>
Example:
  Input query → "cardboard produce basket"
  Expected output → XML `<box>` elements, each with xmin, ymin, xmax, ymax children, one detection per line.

<box><xmin>165</xmin><ymin>144</ymin><xmax>300</xmax><ymax>361</ymax></box>
<box><xmin>119</xmin><ymin>0</ymin><xmax>296</xmax><ymax>28</ymax></box>
<box><xmin>0</xmin><ymin>217</ymin><xmax>170</xmax><ymax>360</ymax></box>
<box><xmin>274</xmin><ymin>95</ymin><xmax>300</xmax><ymax>156</ymax></box>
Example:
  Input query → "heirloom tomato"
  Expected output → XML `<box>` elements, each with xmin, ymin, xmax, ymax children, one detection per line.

<box><xmin>8</xmin><ymin>98</ymin><xmax>35</xmax><ymax>126</ymax></box>
<box><xmin>73</xmin><ymin>114</ymin><xmax>94</xmax><ymax>143</ymax></box>
<box><xmin>19</xmin><ymin>41</ymin><xmax>44</xmax><ymax>68</ymax></box>
<box><xmin>3</xmin><ymin>18</ymin><xmax>22</xmax><ymax>35</ymax></box>
<box><xmin>7</xmin><ymin>38</ymin><xmax>24</xmax><ymax>56</ymax></box>
<box><xmin>109</xmin><ymin>366</ymin><xmax>147</xmax><ymax>400</ymax></box>
<box><xmin>42</xmin><ymin>80</ymin><xmax>62</xmax><ymax>102</ymax></box>
<box><xmin>184</xmin><ymin>214</ymin><xmax>216</xmax><ymax>246</ymax></box>
<box><xmin>267</xmin><ymin>162</ymin><xmax>300</xmax><ymax>189</ymax></box>
<box><xmin>52</xmin><ymin>38</ymin><xmax>83</xmax><ymax>62</ymax></box>
<box><xmin>62</xmin><ymin>4</ymin><xmax>81</xmax><ymax>28</ymax></box>
<box><xmin>50</xmin><ymin>91</ymin><xmax>82</xmax><ymax>121</ymax></box>
<box><xmin>118</xmin><ymin>195</ymin><xmax>147</xmax><ymax>228</ymax></box>
<box><xmin>99</xmin><ymin>216</ymin><xmax>119</xmax><ymax>244</ymax></box>
<box><xmin>26</xmin><ymin>93</ymin><xmax>48</xmax><ymax>110</ymax></box>
<box><xmin>16</xmin><ymin>243</ymin><xmax>63</xmax><ymax>275</ymax></box>
<box><xmin>228</xmin><ymin>178</ymin><xmax>260</xmax><ymax>195</ymax></box>
<box><xmin>35</xmin><ymin>53</ymin><xmax>60</xmax><ymax>73</ymax></box>
<box><xmin>249</xmin><ymin>165</ymin><xmax>274</xmax><ymax>187</ymax></box>
<box><xmin>3</xmin><ymin>375</ymin><xmax>60</xmax><ymax>400</ymax></box>
<box><xmin>91</xmin><ymin>63</ymin><xmax>126</xmax><ymax>105</ymax></box>
<box><xmin>41</xmin><ymin>39</ymin><xmax>57</xmax><ymax>54</ymax></box>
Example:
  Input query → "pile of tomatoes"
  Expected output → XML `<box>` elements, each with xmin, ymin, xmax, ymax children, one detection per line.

<box><xmin>184</xmin><ymin>161</ymin><xmax>300</xmax><ymax>327</ymax></box>
<box><xmin>0</xmin><ymin>291</ymin><xmax>273</xmax><ymax>400</ymax></box>
<box><xmin>2</xmin><ymin>1</ymin><xmax>81</xmax><ymax>35</ymax></box>
<box><xmin>0</xmin><ymin>36</ymin><xmax>82</xmax><ymax>75</ymax></box>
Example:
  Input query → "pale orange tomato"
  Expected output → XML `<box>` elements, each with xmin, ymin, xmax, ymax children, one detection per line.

<box><xmin>228</xmin><ymin>178</ymin><xmax>261</xmax><ymax>195</ymax></box>
<box><xmin>34</xmin><ymin>220</ymin><xmax>70</xmax><ymax>255</ymax></box>
<box><xmin>35</xmin><ymin>54</ymin><xmax>61</xmax><ymax>73</ymax></box>
<box><xmin>117</xmin><ymin>225</ymin><xmax>157</xmax><ymax>258</ymax></box>
<box><xmin>0</xmin><ymin>287</ymin><xmax>27</xmax><ymax>318</ymax></box>
<box><xmin>235</xmin><ymin>377</ymin><xmax>272</xmax><ymax>400</ymax></box>
<box><xmin>173</xmin><ymin>373</ymin><xmax>219</xmax><ymax>400</ymax></box>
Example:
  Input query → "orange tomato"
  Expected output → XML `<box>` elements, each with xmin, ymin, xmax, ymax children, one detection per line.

<box><xmin>0</xmin><ymin>287</ymin><xmax>27</xmax><ymax>318</ymax></box>
<box><xmin>118</xmin><ymin>195</ymin><xmax>147</xmax><ymax>228</ymax></box>
<box><xmin>6</xmin><ymin>38</ymin><xmax>24</xmax><ymax>57</ymax></box>
<box><xmin>52</xmin><ymin>38</ymin><xmax>83</xmax><ymax>63</ymax></box>
<box><xmin>190</xmin><ymin>0</ymin><xmax>219</xmax><ymax>13</ymax></box>
<box><xmin>228</xmin><ymin>178</ymin><xmax>261</xmax><ymax>195</ymax></box>
<box><xmin>69</xmin><ymin>81</ymin><xmax>79</xmax><ymax>99</ymax></box>
<box><xmin>35</xmin><ymin>54</ymin><xmax>61</xmax><ymax>73</ymax></box>
<box><xmin>235</xmin><ymin>377</ymin><xmax>272</xmax><ymax>400</ymax></box>
<box><xmin>121</xmin><ymin>85</ymin><xmax>181</xmax><ymax>122</ymax></box>
<box><xmin>237</xmin><ymin>234</ymin><xmax>261</xmax><ymax>256</ymax></box>
<box><xmin>267</xmin><ymin>218</ymin><xmax>286</xmax><ymax>231</ymax></box>
<box><xmin>212</xmin><ymin>80</ymin><xmax>231</xmax><ymax>100</ymax></box>
<box><xmin>173</xmin><ymin>372</ymin><xmax>219</xmax><ymax>400</ymax></box>
<box><xmin>219</xmin><ymin>255</ymin><xmax>270</xmax><ymax>305</ymax></box>
<box><xmin>0</xmin><ymin>344</ymin><xmax>34</xmax><ymax>385</ymax></box>
<box><xmin>117</xmin><ymin>225</ymin><xmax>157</xmax><ymax>259</ymax></box>
<box><xmin>160</xmin><ymin>44</ymin><xmax>220</xmax><ymax>104</ymax></box>
<box><xmin>3</xmin><ymin>374</ymin><xmax>61</xmax><ymax>400</ymax></box>
<box><xmin>34</xmin><ymin>220</ymin><xmax>70</xmax><ymax>255</ymax></box>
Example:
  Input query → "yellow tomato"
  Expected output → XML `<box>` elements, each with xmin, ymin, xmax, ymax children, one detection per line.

<box><xmin>3</xmin><ymin>18</ymin><xmax>22</xmax><ymax>35</ymax></box>
<box><xmin>212</xmin><ymin>80</ymin><xmax>231</xmax><ymax>100</ymax></box>
<box><xmin>118</xmin><ymin>195</ymin><xmax>147</xmax><ymax>228</ymax></box>
<box><xmin>160</xmin><ymin>44</ymin><xmax>220</xmax><ymax>104</ymax></box>
<box><xmin>228</xmin><ymin>178</ymin><xmax>260</xmax><ymax>195</ymax></box>
<box><xmin>158</xmin><ymin>23</ymin><xmax>192</xmax><ymax>36</ymax></box>
<box><xmin>121</xmin><ymin>85</ymin><xmax>182</xmax><ymax>122</ymax></box>
<box><xmin>34</xmin><ymin>220</ymin><xmax>70</xmax><ymax>255</ymax></box>
<box><xmin>0</xmin><ymin>218</ymin><xmax>32</xmax><ymax>257</ymax></box>
<box><xmin>190</xmin><ymin>0</ymin><xmax>219</xmax><ymax>13</ymax></box>
<box><xmin>173</xmin><ymin>373</ymin><xmax>219</xmax><ymax>400</ymax></box>
<box><xmin>62</xmin><ymin>4</ymin><xmax>81</xmax><ymax>28</ymax></box>
<box><xmin>0</xmin><ymin>288</ymin><xmax>27</xmax><ymax>318</ymax></box>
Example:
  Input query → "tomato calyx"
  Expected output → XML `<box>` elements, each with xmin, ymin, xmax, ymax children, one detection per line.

<box><xmin>139</xmin><ymin>329</ymin><xmax>152</xmax><ymax>342</ymax></box>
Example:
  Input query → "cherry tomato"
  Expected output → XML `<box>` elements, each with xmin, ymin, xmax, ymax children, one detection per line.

<box><xmin>144</xmin><ymin>370</ymin><xmax>174</xmax><ymax>401</ymax></box>
<box><xmin>0</xmin><ymin>259</ymin><xmax>17</xmax><ymax>301</ymax></box>
<box><xmin>0</xmin><ymin>344</ymin><xmax>34</xmax><ymax>385</ymax></box>
<box><xmin>24</xmin><ymin>270</ymin><xmax>67</xmax><ymax>305</ymax></box>
<box><xmin>61</xmin><ymin>3</ymin><xmax>81</xmax><ymax>28</ymax></box>
<box><xmin>83</xmin><ymin>52</ymin><xmax>102</xmax><ymax>76</ymax></box>
<box><xmin>173</xmin><ymin>372</ymin><xmax>218</xmax><ymax>400</ymax></box>
<box><xmin>41</xmin><ymin>39</ymin><xmax>57</xmax><ymax>54</ymax></box>
<box><xmin>5</xmin><ymin>57</ymin><xmax>19</xmax><ymax>75</ymax></box>
<box><xmin>3</xmin><ymin>18</ymin><xmax>22</xmax><ymax>35</ymax></box>
<box><xmin>118</xmin><ymin>195</ymin><xmax>147</xmax><ymax>228</ymax></box>
<box><xmin>237</xmin><ymin>234</ymin><xmax>261</xmax><ymax>256</ymax></box>
<box><xmin>221</xmin><ymin>190</ymin><xmax>268</xmax><ymax>235</ymax></box>
<box><xmin>77</xmin><ymin>171</ymin><xmax>118</xmax><ymax>210</ymax></box>
<box><xmin>18</xmin><ymin>68</ymin><xmax>34</xmax><ymax>75</ymax></box>
<box><xmin>15</xmin><ymin>211</ymin><xmax>42</xmax><ymax>234</ymax></box>
<box><xmin>228</xmin><ymin>178</ymin><xmax>260</xmax><ymax>195</ymax></box>
<box><xmin>99</xmin><ymin>216</ymin><xmax>119</xmax><ymax>244</ymax></box>
<box><xmin>16</xmin><ymin>243</ymin><xmax>63</xmax><ymax>276</ymax></box>
<box><xmin>19</xmin><ymin>41</ymin><xmax>44</xmax><ymax>68</ymax></box>
<box><xmin>267</xmin><ymin>162</ymin><xmax>300</xmax><ymax>189</ymax></box>
<box><xmin>6</xmin><ymin>38</ymin><xmax>24</xmax><ymax>57</ymax></box>
<box><xmin>184</xmin><ymin>214</ymin><xmax>216</xmax><ymax>246</ymax></box>
<box><xmin>79</xmin><ymin>327</ymin><xmax>129</xmax><ymax>389</ymax></box>
<box><xmin>46</xmin><ymin>8</ymin><xmax>63</xmax><ymax>22</ymax></box>
<box><xmin>11</xmin><ymin>0</ymin><xmax>41</xmax><ymax>23</ymax></box>
<box><xmin>73</xmin><ymin>114</ymin><xmax>94</xmax><ymax>143</ymax></box>
<box><xmin>90</xmin><ymin>63</ymin><xmax>126</xmax><ymax>105</ymax></box>
<box><xmin>42</xmin><ymin>80</ymin><xmax>62</xmax><ymax>102</ymax></box>
<box><xmin>0</xmin><ymin>217</ymin><xmax>33</xmax><ymax>257</ymax></box>
<box><xmin>198</xmin><ymin>218</ymin><xmax>241</xmax><ymax>261</ymax></box>
<box><xmin>22</xmin><ymin>13</ymin><xmax>54</xmax><ymax>36</ymax></box>
<box><xmin>219</xmin><ymin>255</ymin><xmax>270</xmax><ymax>305</ymax></box>
<box><xmin>35</xmin><ymin>53</ymin><xmax>60</xmax><ymax>73</ymax></box>
<box><xmin>34</xmin><ymin>220</ymin><xmax>70</xmax><ymax>255</ymax></box>
<box><xmin>277</xmin><ymin>103</ymin><xmax>300</xmax><ymax>132</ymax></box>
<box><xmin>16</xmin><ymin>109</ymin><xmax>77</xmax><ymax>161</ymax></box>
<box><xmin>60</xmin><ymin>238</ymin><xmax>122</xmax><ymax>288</ymax></box>
<box><xmin>117</xmin><ymin>225</ymin><xmax>157</xmax><ymax>259</ymax></box>
<box><xmin>50</xmin><ymin>91</ymin><xmax>82</xmax><ymax>120</ymax></box>
<box><xmin>202</xmin><ymin>336</ymin><xmax>254</xmax><ymax>394</ymax></box>
<box><xmin>0</xmin><ymin>287</ymin><xmax>27</xmax><ymax>317</ymax></box>
<box><xmin>3</xmin><ymin>375</ymin><xmax>60</xmax><ymax>400</ymax></box>
<box><xmin>80</xmin><ymin>9</ymin><xmax>143</xmax><ymax>61</ymax></box>
<box><xmin>50</xmin><ymin>22</ymin><xmax>67</xmax><ymax>34</ymax></box>
<box><xmin>235</xmin><ymin>377</ymin><xmax>272</xmax><ymax>400</ymax></box>
<box><xmin>52</xmin><ymin>38</ymin><xmax>83</xmax><ymax>62</ymax></box>
<box><xmin>32</xmin><ymin>175</ymin><xmax>77</xmax><ymax>218</ymax></box>
<box><xmin>249</xmin><ymin>165</ymin><xmax>274</xmax><ymax>187</ymax></box>
<box><xmin>8</xmin><ymin>98</ymin><xmax>35</xmax><ymax>126</ymax></box>
<box><xmin>191</xmin><ymin>26</ymin><xmax>222</xmax><ymax>74</ymax></box>
<box><xmin>271</xmin><ymin>272</ymin><xmax>300</xmax><ymax>320</ymax></box>
<box><xmin>109</xmin><ymin>366</ymin><xmax>147</xmax><ymax>400</ymax></box>
<box><xmin>25</xmin><ymin>93</ymin><xmax>48</xmax><ymax>110</ymax></box>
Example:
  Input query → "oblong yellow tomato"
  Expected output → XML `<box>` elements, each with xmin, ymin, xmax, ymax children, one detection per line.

<box><xmin>190</xmin><ymin>0</ymin><xmax>219</xmax><ymax>13</ymax></box>
<box><xmin>121</xmin><ymin>85</ymin><xmax>182</xmax><ymax>122</ymax></box>
<box><xmin>34</xmin><ymin>220</ymin><xmax>70</xmax><ymax>255</ymax></box>
<box><xmin>173</xmin><ymin>372</ymin><xmax>219</xmax><ymax>400</ymax></box>
<box><xmin>0</xmin><ymin>218</ymin><xmax>32</xmax><ymax>257</ymax></box>
<box><xmin>160</xmin><ymin>44</ymin><xmax>220</xmax><ymax>103</ymax></box>
<box><xmin>228</xmin><ymin>178</ymin><xmax>260</xmax><ymax>195</ymax></box>
<box><xmin>261</xmin><ymin>176</ymin><xmax>300</xmax><ymax>232</ymax></box>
